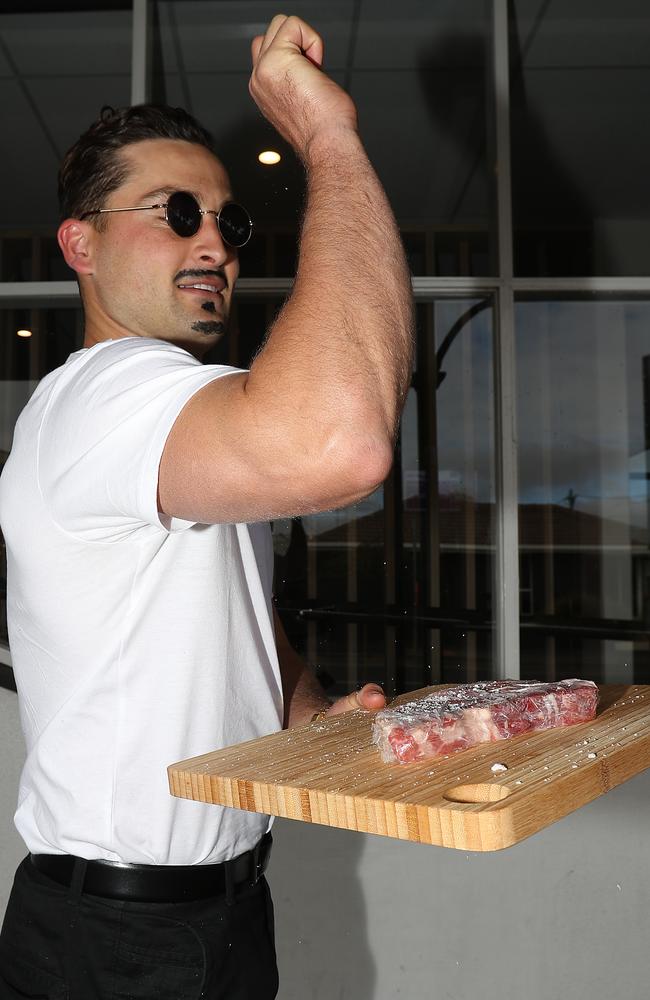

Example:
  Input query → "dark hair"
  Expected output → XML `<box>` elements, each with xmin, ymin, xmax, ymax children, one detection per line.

<box><xmin>58</xmin><ymin>104</ymin><xmax>216</xmax><ymax>224</ymax></box>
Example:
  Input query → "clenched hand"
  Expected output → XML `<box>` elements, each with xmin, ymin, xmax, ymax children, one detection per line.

<box><xmin>249</xmin><ymin>14</ymin><xmax>358</xmax><ymax>161</ymax></box>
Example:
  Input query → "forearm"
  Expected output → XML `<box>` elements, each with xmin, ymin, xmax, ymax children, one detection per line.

<box><xmin>245</xmin><ymin>19</ymin><xmax>414</xmax><ymax>492</ymax></box>
<box><xmin>299</xmin><ymin>127</ymin><xmax>415</xmax><ymax>432</ymax></box>
<box><xmin>274</xmin><ymin>608</ymin><xmax>329</xmax><ymax>727</ymax></box>
<box><xmin>273</xmin><ymin>610</ymin><xmax>386</xmax><ymax>728</ymax></box>
<box><xmin>283</xmin><ymin>660</ymin><xmax>331</xmax><ymax>729</ymax></box>
<box><xmin>249</xmin><ymin>129</ymin><xmax>414</xmax><ymax>452</ymax></box>
<box><xmin>159</xmin><ymin>16</ymin><xmax>416</xmax><ymax>525</ymax></box>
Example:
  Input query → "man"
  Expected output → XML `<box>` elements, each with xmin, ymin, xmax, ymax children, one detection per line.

<box><xmin>0</xmin><ymin>14</ymin><xmax>413</xmax><ymax>1000</ymax></box>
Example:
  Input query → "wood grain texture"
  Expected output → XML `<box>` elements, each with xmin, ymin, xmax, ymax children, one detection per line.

<box><xmin>167</xmin><ymin>684</ymin><xmax>650</xmax><ymax>851</ymax></box>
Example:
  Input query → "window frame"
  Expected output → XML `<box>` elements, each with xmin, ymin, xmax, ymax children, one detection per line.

<box><xmin>3</xmin><ymin>0</ymin><xmax>650</xmax><ymax>676</ymax></box>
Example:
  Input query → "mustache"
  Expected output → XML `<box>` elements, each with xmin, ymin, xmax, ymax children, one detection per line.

<box><xmin>173</xmin><ymin>268</ymin><xmax>228</xmax><ymax>289</ymax></box>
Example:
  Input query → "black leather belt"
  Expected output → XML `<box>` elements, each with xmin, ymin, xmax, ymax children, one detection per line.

<box><xmin>30</xmin><ymin>832</ymin><xmax>272</xmax><ymax>903</ymax></box>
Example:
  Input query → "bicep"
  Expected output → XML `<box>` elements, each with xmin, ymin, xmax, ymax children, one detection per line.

<box><xmin>157</xmin><ymin>370</ymin><xmax>380</xmax><ymax>525</ymax></box>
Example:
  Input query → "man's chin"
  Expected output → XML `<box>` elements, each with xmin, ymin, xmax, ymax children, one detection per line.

<box><xmin>191</xmin><ymin>319</ymin><xmax>225</xmax><ymax>337</ymax></box>
<box><xmin>157</xmin><ymin>322</ymin><xmax>226</xmax><ymax>361</ymax></box>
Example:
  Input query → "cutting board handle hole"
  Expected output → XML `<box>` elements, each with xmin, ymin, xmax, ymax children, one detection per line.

<box><xmin>443</xmin><ymin>783</ymin><xmax>512</xmax><ymax>804</ymax></box>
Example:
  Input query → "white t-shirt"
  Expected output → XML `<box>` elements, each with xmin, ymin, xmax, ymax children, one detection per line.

<box><xmin>0</xmin><ymin>337</ymin><xmax>283</xmax><ymax>865</ymax></box>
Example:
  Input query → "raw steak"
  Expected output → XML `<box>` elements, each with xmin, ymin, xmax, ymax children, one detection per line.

<box><xmin>372</xmin><ymin>679</ymin><xmax>599</xmax><ymax>764</ymax></box>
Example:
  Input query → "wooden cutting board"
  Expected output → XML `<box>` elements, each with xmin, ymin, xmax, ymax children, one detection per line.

<box><xmin>167</xmin><ymin>684</ymin><xmax>650</xmax><ymax>851</ymax></box>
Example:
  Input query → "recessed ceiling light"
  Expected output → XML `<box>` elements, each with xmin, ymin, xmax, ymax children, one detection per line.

<box><xmin>16</xmin><ymin>329</ymin><xmax>32</xmax><ymax>338</ymax></box>
<box><xmin>258</xmin><ymin>150</ymin><xmax>281</xmax><ymax>165</ymax></box>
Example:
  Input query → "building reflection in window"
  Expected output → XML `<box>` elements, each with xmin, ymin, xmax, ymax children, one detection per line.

<box><xmin>516</xmin><ymin>299</ymin><xmax>650</xmax><ymax>683</ymax></box>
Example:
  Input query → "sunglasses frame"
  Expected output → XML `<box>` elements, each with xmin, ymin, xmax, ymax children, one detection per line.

<box><xmin>80</xmin><ymin>191</ymin><xmax>253</xmax><ymax>247</ymax></box>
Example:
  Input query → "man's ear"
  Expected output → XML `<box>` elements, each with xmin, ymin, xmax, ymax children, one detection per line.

<box><xmin>57</xmin><ymin>219</ymin><xmax>95</xmax><ymax>275</ymax></box>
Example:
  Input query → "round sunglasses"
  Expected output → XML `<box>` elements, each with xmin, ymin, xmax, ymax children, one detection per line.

<box><xmin>81</xmin><ymin>191</ymin><xmax>253</xmax><ymax>247</ymax></box>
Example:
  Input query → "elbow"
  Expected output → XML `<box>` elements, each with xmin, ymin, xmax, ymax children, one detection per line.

<box><xmin>353</xmin><ymin>436</ymin><xmax>395</xmax><ymax>494</ymax></box>
<box><xmin>324</xmin><ymin>427</ymin><xmax>395</xmax><ymax>502</ymax></box>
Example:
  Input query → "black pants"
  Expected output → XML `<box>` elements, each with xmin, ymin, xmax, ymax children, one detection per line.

<box><xmin>0</xmin><ymin>856</ymin><xmax>279</xmax><ymax>1000</ymax></box>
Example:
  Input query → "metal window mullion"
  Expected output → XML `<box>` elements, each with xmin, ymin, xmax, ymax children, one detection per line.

<box><xmin>494</xmin><ymin>288</ymin><xmax>519</xmax><ymax>678</ymax></box>
<box><xmin>131</xmin><ymin>0</ymin><xmax>151</xmax><ymax>106</ymax></box>
<box><xmin>512</xmin><ymin>277</ymin><xmax>650</xmax><ymax>293</ymax></box>
<box><xmin>7</xmin><ymin>276</ymin><xmax>650</xmax><ymax>307</ymax></box>
<box><xmin>493</xmin><ymin>0</ymin><xmax>520</xmax><ymax>679</ymax></box>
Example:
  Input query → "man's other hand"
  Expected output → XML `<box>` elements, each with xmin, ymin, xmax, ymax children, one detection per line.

<box><xmin>323</xmin><ymin>683</ymin><xmax>386</xmax><ymax>719</ymax></box>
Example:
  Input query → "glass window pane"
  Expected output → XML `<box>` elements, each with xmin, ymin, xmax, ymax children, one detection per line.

<box><xmin>510</xmin><ymin>0</ymin><xmax>650</xmax><ymax>276</ymax></box>
<box><xmin>516</xmin><ymin>298</ymin><xmax>650</xmax><ymax>682</ymax></box>
<box><xmin>0</xmin><ymin>296</ymin><xmax>497</xmax><ymax>690</ymax></box>
<box><xmin>154</xmin><ymin>0</ymin><xmax>495</xmax><ymax>277</ymax></box>
<box><xmin>275</xmin><ymin>298</ymin><xmax>496</xmax><ymax>696</ymax></box>
<box><xmin>0</xmin><ymin>6</ymin><xmax>132</xmax><ymax>278</ymax></box>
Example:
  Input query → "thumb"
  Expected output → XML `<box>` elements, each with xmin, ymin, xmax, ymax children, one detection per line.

<box><xmin>327</xmin><ymin>683</ymin><xmax>386</xmax><ymax>717</ymax></box>
<box><xmin>251</xmin><ymin>34</ymin><xmax>264</xmax><ymax>65</ymax></box>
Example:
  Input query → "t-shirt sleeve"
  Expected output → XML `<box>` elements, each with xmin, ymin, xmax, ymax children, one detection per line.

<box><xmin>37</xmin><ymin>339</ymin><xmax>242</xmax><ymax>541</ymax></box>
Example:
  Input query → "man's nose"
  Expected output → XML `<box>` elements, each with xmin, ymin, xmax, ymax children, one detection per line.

<box><xmin>192</xmin><ymin>215</ymin><xmax>231</xmax><ymax>265</ymax></box>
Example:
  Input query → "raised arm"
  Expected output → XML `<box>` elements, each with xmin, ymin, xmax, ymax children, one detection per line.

<box><xmin>158</xmin><ymin>14</ymin><xmax>414</xmax><ymax>524</ymax></box>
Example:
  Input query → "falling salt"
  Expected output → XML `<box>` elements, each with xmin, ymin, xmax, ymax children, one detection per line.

<box><xmin>491</xmin><ymin>762</ymin><xmax>508</xmax><ymax>773</ymax></box>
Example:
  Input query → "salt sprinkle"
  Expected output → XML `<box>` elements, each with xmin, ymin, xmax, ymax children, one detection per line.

<box><xmin>587</xmin><ymin>752</ymin><xmax>597</xmax><ymax>759</ymax></box>
<box><xmin>491</xmin><ymin>762</ymin><xmax>508</xmax><ymax>773</ymax></box>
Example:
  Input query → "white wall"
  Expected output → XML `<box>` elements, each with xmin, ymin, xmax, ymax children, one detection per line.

<box><xmin>0</xmin><ymin>689</ymin><xmax>26</xmax><ymax>898</ymax></box>
<box><xmin>2</xmin><ymin>687</ymin><xmax>649</xmax><ymax>1000</ymax></box>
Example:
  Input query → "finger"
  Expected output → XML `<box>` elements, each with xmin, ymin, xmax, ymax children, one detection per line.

<box><xmin>328</xmin><ymin>683</ymin><xmax>386</xmax><ymax>717</ymax></box>
<box><xmin>250</xmin><ymin>35</ymin><xmax>264</xmax><ymax>65</ymax></box>
<box><xmin>265</xmin><ymin>14</ymin><xmax>324</xmax><ymax>65</ymax></box>
<box><xmin>298</xmin><ymin>27</ymin><xmax>324</xmax><ymax>68</ymax></box>
<box><xmin>355</xmin><ymin>683</ymin><xmax>386</xmax><ymax>712</ymax></box>
<box><xmin>302</xmin><ymin>37</ymin><xmax>323</xmax><ymax>68</ymax></box>
<box><xmin>285</xmin><ymin>16</ymin><xmax>323</xmax><ymax>64</ymax></box>
<box><xmin>258</xmin><ymin>13</ymin><xmax>290</xmax><ymax>57</ymax></box>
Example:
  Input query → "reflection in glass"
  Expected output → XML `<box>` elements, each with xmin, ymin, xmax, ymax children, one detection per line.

<box><xmin>0</xmin><ymin>308</ymin><xmax>82</xmax><ymax>382</ymax></box>
<box><xmin>0</xmin><ymin>380</ymin><xmax>35</xmax><ymax>645</ymax></box>
<box><xmin>0</xmin><ymin>6</ymin><xmax>132</xmax><ymax>273</ymax></box>
<box><xmin>510</xmin><ymin>0</ymin><xmax>650</xmax><ymax>276</ymax></box>
<box><xmin>0</xmin><ymin>296</ymin><xmax>496</xmax><ymax>692</ymax></box>
<box><xmin>153</xmin><ymin>0</ymin><xmax>494</xmax><ymax>277</ymax></box>
<box><xmin>516</xmin><ymin>299</ymin><xmax>650</xmax><ymax>682</ymax></box>
<box><xmin>275</xmin><ymin>299</ymin><xmax>495</xmax><ymax>696</ymax></box>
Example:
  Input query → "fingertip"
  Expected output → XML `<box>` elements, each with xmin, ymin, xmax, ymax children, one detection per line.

<box><xmin>359</xmin><ymin>684</ymin><xmax>387</xmax><ymax>711</ymax></box>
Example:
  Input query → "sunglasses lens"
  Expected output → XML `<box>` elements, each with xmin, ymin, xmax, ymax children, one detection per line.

<box><xmin>167</xmin><ymin>191</ymin><xmax>201</xmax><ymax>237</ymax></box>
<box><xmin>218</xmin><ymin>203</ymin><xmax>253</xmax><ymax>247</ymax></box>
